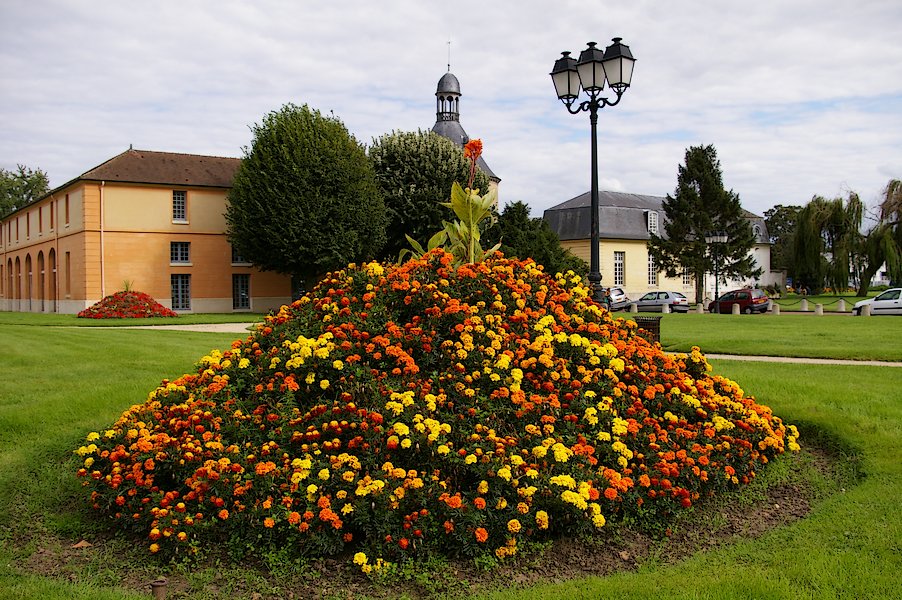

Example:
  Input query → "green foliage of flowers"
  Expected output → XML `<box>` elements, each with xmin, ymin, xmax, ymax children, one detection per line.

<box><xmin>75</xmin><ymin>250</ymin><xmax>797</xmax><ymax>571</ymax></box>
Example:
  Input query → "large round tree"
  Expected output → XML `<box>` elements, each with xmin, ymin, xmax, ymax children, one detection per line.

<box><xmin>369</xmin><ymin>129</ymin><xmax>489</xmax><ymax>260</ymax></box>
<box><xmin>227</xmin><ymin>104</ymin><xmax>386</xmax><ymax>289</ymax></box>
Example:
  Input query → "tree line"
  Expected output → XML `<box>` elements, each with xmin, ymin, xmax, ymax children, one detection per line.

<box><xmin>765</xmin><ymin>180</ymin><xmax>901</xmax><ymax>295</ymax></box>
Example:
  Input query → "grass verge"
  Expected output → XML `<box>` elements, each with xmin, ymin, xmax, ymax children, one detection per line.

<box><xmin>631</xmin><ymin>312</ymin><xmax>902</xmax><ymax>362</ymax></box>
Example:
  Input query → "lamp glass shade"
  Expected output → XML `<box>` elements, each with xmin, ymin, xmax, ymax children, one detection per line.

<box><xmin>576</xmin><ymin>42</ymin><xmax>606</xmax><ymax>93</ymax></box>
<box><xmin>601</xmin><ymin>37</ymin><xmax>636</xmax><ymax>88</ymax></box>
<box><xmin>550</xmin><ymin>52</ymin><xmax>581</xmax><ymax>100</ymax></box>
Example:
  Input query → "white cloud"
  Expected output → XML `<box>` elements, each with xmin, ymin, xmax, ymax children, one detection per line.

<box><xmin>2</xmin><ymin>0</ymin><xmax>901</xmax><ymax>219</ymax></box>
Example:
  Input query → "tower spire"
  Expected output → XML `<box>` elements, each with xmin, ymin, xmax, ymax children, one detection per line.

<box><xmin>447</xmin><ymin>38</ymin><xmax>452</xmax><ymax>72</ymax></box>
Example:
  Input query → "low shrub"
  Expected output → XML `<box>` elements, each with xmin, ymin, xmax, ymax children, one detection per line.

<box><xmin>76</xmin><ymin>250</ymin><xmax>797</xmax><ymax>572</ymax></box>
<box><xmin>77</xmin><ymin>290</ymin><xmax>178</xmax><ymax>319</ymax></box>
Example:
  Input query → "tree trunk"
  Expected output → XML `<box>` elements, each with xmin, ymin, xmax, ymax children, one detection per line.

<box><xmin>856</xmin><ymin>263</ymin><xmax>880</xmax><ymax>297</ymax></box>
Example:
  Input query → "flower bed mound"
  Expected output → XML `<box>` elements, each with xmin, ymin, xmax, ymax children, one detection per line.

<box><xmin>76</xmin><ymin>250</ymin><xmax>798</xmax><ymax>570</ymax></box>
<box><xmin>77</xmin><ymin>290</ymin><xmax>178</xmax><ymax>319</ymax></box>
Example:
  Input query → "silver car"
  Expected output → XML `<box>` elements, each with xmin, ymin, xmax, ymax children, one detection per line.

<box><xmin>603</xmin><ymin>286</ymin><xmax>631</xmax><ymax>310</ymax></box>
<box><xmin>635</xmin><ymin>291</ymin><xmax>690</xmax><ymax>313</ymax></box>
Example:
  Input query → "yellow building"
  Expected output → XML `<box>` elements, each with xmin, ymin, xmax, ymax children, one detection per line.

<box><xmin>0</xmin><ymin>149</ymin><xmax>291</xmax><ymax>314</ymax></box>
<box><xmin>544</xmin><ymin>191</ymin><xmax>694</xmax><ymax>301</ymax></box>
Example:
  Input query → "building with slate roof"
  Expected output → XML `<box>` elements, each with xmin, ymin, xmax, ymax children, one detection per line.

<box><xmin>431</xmin><ymin>71</ymin><xmax>500</xmax><ymax>197</ymax></box>
<box><xmin>1</xmin><ymin>148</ymin><xmax>291</xmax><ymax>314</ymax></box>
<box><xmin>543</xmin><ymin>191</ymin><xmax>781</xmax><ymax>303</ymax></box>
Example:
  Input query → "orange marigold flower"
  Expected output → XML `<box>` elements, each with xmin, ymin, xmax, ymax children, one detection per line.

<box><xmin>264</xmin><ymin>517</ymin><xmax>275</xmax><ymax>528</ymax></box>
<box><xmin>218</xmin><ymin>509</ymin><xmax>229</xmax><ymax>520</ymax></box>
<box><xmin>473</xmin><ymin>497</ymin><xmax>486</xmax><ymax>510</ymax></box>
<box><xmin>604</xmin><ymin>487</ymin><xmax>618</xmax><ymax>501</ymax></box>
<box><xmin>287</xmin><ymin>511</ymin><xmax>301</xmax><ymax>525</ymax></box>
<box><xmin>475</xmin><ymin>527</ymin><xmax>489</xmax><ymax>543</ymax></box>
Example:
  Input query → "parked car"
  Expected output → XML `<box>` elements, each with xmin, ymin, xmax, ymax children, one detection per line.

<box><xmin>635</xmin><ymin>290</ymin><xmax>690</xmax><ymax>313</ymax></box>
<box><xmin>708</xmin><ymin>288</ymin><xmax>769</xmax><ymax>314</ymax></box>
<box><xmin>602</xmin><ymin>286</ymin><xmax>631</xmax><ymax>311</ymax></box>
<box><xmin>852</xmin><ymin>288</ymin><xmax>902</xmax><ymax>316</ymax></box>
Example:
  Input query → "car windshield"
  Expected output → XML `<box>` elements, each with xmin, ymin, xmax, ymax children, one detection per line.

<box><xmin>673</xmin><ymin>292</ymin><xmax>686</xmax><ymax>299</ymax></box>
<box><xmin>876</xmin><ymin>289</ymin><xmax>901</xmax><ymax>301</ymax></box>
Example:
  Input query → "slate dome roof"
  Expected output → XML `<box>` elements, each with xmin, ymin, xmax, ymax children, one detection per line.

<box><xmin>436</xmin><ymin>72</ymin><xmax>461</xmax><ymax>95</ymax></box>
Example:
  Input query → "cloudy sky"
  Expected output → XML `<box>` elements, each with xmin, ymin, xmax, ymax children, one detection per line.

<box><xmin>2</xmin><ymin>0</ymin><xmax>901</xmax><ymax>220</ymax></box>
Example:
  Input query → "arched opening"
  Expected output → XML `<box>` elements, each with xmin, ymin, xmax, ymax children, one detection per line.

<box><xmin>37</xmin><ymin>251</ymin><xmax>45</xmax><ymax>312</ymax></box>
<box><xmin>14</xmin><ymin>256</ymin><xmax>21</xmax><ymax>311</ymax></box>
<box><xmin>25</xmin><ymin>254</ymin><xmax>33</xmax><ymax>312</ymax></box>
<box><xmin>48</xmin><ymin>248</ymin><xmax>57</xmax><ymax>312</ymax></box>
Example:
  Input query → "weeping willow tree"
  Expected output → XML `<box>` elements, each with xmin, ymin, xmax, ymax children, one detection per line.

<box><xmin>792</xmin><ymin>193</ymin><xmax>863</xmax><ymax>292</ymax></box>
<box><xmin>854</xmin><ymin>179</ymin><xmax>902</xmax><ymax>295</ymax></box>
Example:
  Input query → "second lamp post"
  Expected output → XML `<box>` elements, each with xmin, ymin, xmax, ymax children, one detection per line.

<box><xmin>551</xmin><ymin>38</ymin><xmax>636</xmax><ymax>303</ymax></box>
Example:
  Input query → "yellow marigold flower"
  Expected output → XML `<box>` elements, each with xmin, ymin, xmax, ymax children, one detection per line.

<box><xmin>392</xmin><ymin>422</ymin><xmax>410</xmax><ymax>437</ymax></box>
<box><xmin>353</xmin><ymin>552</ymin><xmax>368</xmax><ymax>566</ymax></box>
<box><xmin>437</xmin><ymin>444</ymin><xmax>450</xmax><ymax>455</ymax></box>
<box><xmin>318</xmin><ymin>469</ymin><xmax>330</xmax><ymax>480</ymax></box>
<box><xmin>609</xmin><ymin>357</ymin><xmax>625</xmax><ymax>372</ymax></box>
<box><xmin>592</xmin><ymin>513</ymin><xmax>607</xmax><ymax>529</ymax></box>
<box><xmin>319</xmin><ymin>379</ymin><xmax>330</xmax><ymax>390</ymax></box>
<box><xmin>465</xmin><ymin>454</ymin><xmax>477</xmax><ymax>465</ymax></box>
<box><xmin>517</xmin><ymin>502</ymin><xmax>529</xmax><ymax>514</ymax></box>
<box><xmin>507</xmin><ymin>519</ymin><xmax>522</xmax><ymax>533</ymax></box>
<box><xmin>149</xmin><ymin>543</ymin><xmax>160</xmax><ymax>553</ymax></box>
<box><xmin>400</xmin><ymin>438</ymin><xmax>412</xmax><ymax>449</ymax></box>
<box><xmin>532</xmin><ymin>445</ymin><xmax>547</xmax><ymax>458</ymax></box>
<box><xmin>332</xmin><ymin>359</ymin><xmax>344</xmax><ymax>370</ymax></box>
<box><xmin>238</xmin><ymin>358</ymin><xmax>250</xmax><ymax>368</ymax></box>
<box><xmin>84</xmin><ymin>457</ymin><xmax>94</xmax><ymax>468</ymax></box>
<box><xmin>85</xmin><ymin>432</ymin><xmax>100</xmax><ymax>442</ymax></box>
<box><xmin>496</xmin><ymin>466</ymin><xmax>512</xmax><ymax>481</ymax></box>
<box><xmin>341</xmin><ymin>504</ymin><xmax>354</xmax><ymax>515</ymax></box>
<box><xmin>535</xmin><ymin>510</ymin><xmax>549</xmax><ymax>530</ymax></box>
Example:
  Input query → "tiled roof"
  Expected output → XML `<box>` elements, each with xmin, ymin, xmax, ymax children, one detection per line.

<box><xmin>78</xmin><ymin>148</ymin><xmax>240</xmax><ymax>188</ymax></box>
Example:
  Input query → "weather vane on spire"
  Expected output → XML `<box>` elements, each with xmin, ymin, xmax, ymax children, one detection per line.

<box><xmin>447</xmin><ymin>37</ymin><xmax>452</xmax><ymax>72</ymax></box>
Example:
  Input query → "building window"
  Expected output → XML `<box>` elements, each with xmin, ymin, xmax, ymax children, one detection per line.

<box><xmin>38</xmin><ymin>207</ymin><xmax>43</xmax><ymax>233</ymax></box>
<box><xmin>50</xmin><ymin>202</ymin><xmax>54</xmax><ymax>230</ymax></box>
<box><xmin>26</xmin><ymin>214</ymin><xmax>30</xmax><ymax>238</ymax></box>
<box><xmin>231</xmin><ymin>246</ymin><xmax>249</xmax><ymax>264</ymax></box>
<box><xmin>614</xmin><ymin>251</ymin><xmax>625</xmax><ymax>286</ymax></box>
<box><xmin>233</xmin><ymin>274</ymin><xmax>250</xmax><ymax>310</ymax></box>
<box><xmin>647</xmin><ymin>255</ymin><xmax>658</xmax><ymax>286</ymax></box>
<box><xmin>170</xmin><ymin>241</ymin><xmax>190</xmax><ymax>264</ymax></box>
<box><xmin>172</xmin><ymin>191</ymin><xmax>187</xmax><ymax>222</ymax></box>
<box><xmin>171</xmin><ymin>274</ymin><xmax>191</xmax><ymax>310</ymax></box>
<box><xmin>646</xmin><ymin>211</ymin><xmax>658</xmax><ymax>234</ymax></box>
<box><xmin>65</xmin><ymin>194</ymin><xmax>70</xmax><ymax>225</ymax></box>
<box><xmin>682</xmin><ymin>271</ymin><xmax>692</xmax><ymax>286</ymax></box>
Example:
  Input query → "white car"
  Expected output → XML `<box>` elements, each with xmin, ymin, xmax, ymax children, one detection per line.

<box><xmin>852</xmin><ymin>288</ymin><xmax>902</xmax><ymax>316</ymax></box>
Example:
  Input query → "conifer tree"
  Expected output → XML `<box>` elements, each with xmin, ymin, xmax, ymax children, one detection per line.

<box><xmin>647</xmin><ymin>145</ymin><xmax>759</xmax><ymax>302</ymax></box>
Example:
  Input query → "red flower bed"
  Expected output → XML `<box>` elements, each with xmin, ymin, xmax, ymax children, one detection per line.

<box><xmin>77</xmin><ymin>290</ymin><xmax>178</xmax><ymax>319</ymax></box>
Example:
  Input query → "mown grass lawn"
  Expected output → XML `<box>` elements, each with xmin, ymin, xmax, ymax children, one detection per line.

<box><xmin>634</xmin><ymin>312</ymin><xmax>902</xmax><ymax>362</ymax></box>
<box><xmin>0</xmin><ymin>315</ymin><xmax>900</xmax><ymax>599</ymax></box>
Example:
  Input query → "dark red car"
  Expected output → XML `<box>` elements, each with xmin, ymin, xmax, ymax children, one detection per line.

<box><xmin>708</xmin><ymin>288</ymin><xmax>769</xmax><ymax>314</ymax></box>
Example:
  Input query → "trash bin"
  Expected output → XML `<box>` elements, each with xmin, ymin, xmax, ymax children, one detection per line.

<box><xmin>633</xmin><ymin>316</ymin><xmax>662</xmax><ymax>343</ymax></box>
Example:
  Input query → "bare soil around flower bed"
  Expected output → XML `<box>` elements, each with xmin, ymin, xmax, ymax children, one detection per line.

<box><xmin>16</xmin><ymin>446</ymin><xmax>834</xmax><ymax>599</ymax></box>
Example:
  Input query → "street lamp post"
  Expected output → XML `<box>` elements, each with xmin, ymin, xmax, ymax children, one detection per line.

<box><xmin>705</xmin><ymin>231</ymin><xmax>729</xmax><ymax>311</ymax></box>
<box><xmin>551</xmin><ymin>38</ymin><xmax>636</xmax><ymax>303</ymax></box>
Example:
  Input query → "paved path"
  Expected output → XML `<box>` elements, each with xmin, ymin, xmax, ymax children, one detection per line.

<box><xmin>119</xmin><ymin>323</ymin><xmax>902</xmax><ymax>368</ymax></box>
<box><xmin>705</xmin><ymin>353</ymin><xmax>902</xmax><ymax>368</ymax></box>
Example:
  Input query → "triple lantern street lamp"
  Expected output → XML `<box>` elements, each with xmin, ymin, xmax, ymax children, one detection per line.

<box><xmin>551</xmin><ymin>38</ymin><xmax>636</xmax><ymax>303</ymax></box>
<box><xmin>705</xmin><ymin>231</ymin><xmax>729</xmax><ymax>310</ymax></box>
